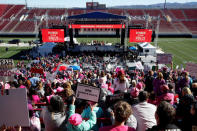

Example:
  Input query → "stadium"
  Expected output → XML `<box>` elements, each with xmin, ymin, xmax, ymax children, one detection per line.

<box><xmin>0</xmin><ymin>0</ymin><xmax>197</xmax><ymax>131</ymax></box>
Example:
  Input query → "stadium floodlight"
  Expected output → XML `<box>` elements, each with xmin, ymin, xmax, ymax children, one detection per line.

<box><xmin>164</xmin><ymin>0</ymin><xmax>167</xmax><ymax>9</ymax></box>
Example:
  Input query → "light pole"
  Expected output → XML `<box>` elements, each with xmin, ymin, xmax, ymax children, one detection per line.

<box><xmin>164</xmin><ymin>0</ymin><xmax>167</xmax><ymax>9</ymax></box>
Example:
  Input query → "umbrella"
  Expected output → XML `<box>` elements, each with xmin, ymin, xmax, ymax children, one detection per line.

<box><xmin>129</xmin><ymin>46</ymin><xmax>137</xmax><ymax>51</ymax></box>
<box><xmin>69</xmin><ymin>65</ymin><xmax>80</xmax><ymax>71</ymax></box>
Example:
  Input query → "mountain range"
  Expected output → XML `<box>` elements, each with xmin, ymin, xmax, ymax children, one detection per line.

<box><xmin>110</xmin><ymin>2</ymin><xmax>197</xmax><ymax>9</ymax></box>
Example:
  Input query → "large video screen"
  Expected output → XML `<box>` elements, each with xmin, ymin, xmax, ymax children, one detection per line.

<box><xmin>129</xmin><ymin>29</ymin><xmax>152</xmax><ymax>43</ymax></box>
<box><xmin>42</xmin><ymin>29</ymin><xmax>64</xmax><ymax>42</ymax></box>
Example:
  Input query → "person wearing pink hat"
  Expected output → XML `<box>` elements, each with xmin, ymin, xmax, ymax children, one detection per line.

<box><xmin>157</xmin><ymin>85</ymin><xmax>174</xmax><ymax>105</ymax></box>
<box><xmin>113</xmin><ymin>70</ymin><xmax>130</xmax><ymax>93</ymax></box>
<box><xmin>66</xmin><ymin>97</ymin><xmax>97</xmax><ymax>131</ymax></box>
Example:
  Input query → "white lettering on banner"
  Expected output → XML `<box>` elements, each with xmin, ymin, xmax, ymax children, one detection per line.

<box><xmin>76</xmin><ymin>84</ymin><xmax>100</xmax><ymax>102</ymax></box>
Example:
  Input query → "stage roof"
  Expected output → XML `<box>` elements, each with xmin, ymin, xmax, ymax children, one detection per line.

<box><xmin>68</xmin><ymin>11</ymin><xmax>127</xmax><ymax>20</ymax></box>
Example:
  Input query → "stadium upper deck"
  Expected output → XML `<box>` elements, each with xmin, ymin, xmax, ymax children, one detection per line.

<box><xmin>0</xmin><ymin>4</ymin><xmax>197</xmax><ymax>35</ymax></box>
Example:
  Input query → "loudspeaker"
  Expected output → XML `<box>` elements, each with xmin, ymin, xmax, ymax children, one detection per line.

<box><xmin>121</xmin><ymin>29</ymin><xmax>125</xmax><ymax>46</ymax></box>
<box><xmin>69</xmin><ymin>29</ymin><xmax>74</xmax><ymax>45</ymax></box>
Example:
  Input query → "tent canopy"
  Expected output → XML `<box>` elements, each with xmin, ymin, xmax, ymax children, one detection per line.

<box><xmin>138</xmin><ymin>42</ymin><xmax>156</xmax><ymax>49</ymax></box>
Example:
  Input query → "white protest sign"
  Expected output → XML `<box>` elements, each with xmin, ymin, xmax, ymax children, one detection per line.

<box><xmin>185</xmin><ymin>63</ymin><xmax>197</xmax><ymax>78</ymax></box>
<box><xmin>76</xmin><ymin>84</ymin><xmax>100</xmax><ymax>102</ymax></box>
<box><xmin>157</xmin><ymin>54</ymin><xmax>172</xmax><ymax>64</ymax></box>
<box><xmin>135</xmin><ymin>61</ymin><xmax>144</xmax><ymax>70</ymax></box>
<box><xmin>0</xmin><ymin>59</ymin><xmax>15</xmax><ymax>82</ymax></box>
<box><xmin>0</xmin><ymin>88</ymin><xmax>30</xmax><ymax>127</ymax></box>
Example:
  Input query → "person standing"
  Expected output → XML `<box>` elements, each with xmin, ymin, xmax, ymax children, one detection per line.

<box><xmin>132</xmin><ymin>91</ymin><xmax>157</xmax><ymax>131</ymax></box>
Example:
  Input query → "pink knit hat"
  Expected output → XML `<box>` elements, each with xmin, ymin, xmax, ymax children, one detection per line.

<box><xmin>136</xmin><ymin>82</ymin><xmax>143</xmax><ymax>90</ymax></box>
<box><xmin>131</xmin><ymin>87</ymin><xmax>140</xmax><ymax>98</ymax></box>
<box><xmin>69</xmin><ymin>113</ymin><xmax>83</xmax><ymax>126</ymax></box>
<box><xmin>57</xmin><ymin>87</ymin><xmax>64</xmax><ymax>93</ymax></box>
<box><xmin>19</xmin><ymin>85</ymin><xmax>26</xmax><ymax>89</ymax></box>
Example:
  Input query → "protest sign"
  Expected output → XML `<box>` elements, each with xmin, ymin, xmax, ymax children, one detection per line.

<box><xmin>107</xmin><ymin>93</ymin><xmax>124</xmax><ymax>101</ymax></box>
<box><xmin>30</xmin><ymin>67</ymin><xmax>44</xmax><ymax>74</ymax></box>
<box><xmin>185</xmin><ymin>63</ymin><xmax>197</xmax><ymax>78</ymax></box>
<box><xmin>76</xmin><ymin>84</ymin><xmax>100</xmax><ymax>102</ymax></box>
<box><xmin>0</xmin><ymin>88</ymin><xmax>30</xmax><ymax>127</ymax></box>
<box><xmin>157</xmin><ymin>54</ymin><xmax>172</xmax><ymax>64</ymax></box>
<box><xmin>0</xmin><ymin>59</ymin><xmax>15</xmax><ymax>82</ymax></box>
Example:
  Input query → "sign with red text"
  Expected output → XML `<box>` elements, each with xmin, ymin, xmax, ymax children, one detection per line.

<box><xmin>42</xmin><ymin>29</ymin><xmax>64</xmax><ymax>42</ymax></box>
<box><xmin>76</xmin><ymin>84</ymin><xmax>100</xmax><ymax>102</ymax></box>
<box><xmin>157</xmin><ymin>54</ymin><xmax>172</xmax><ymax>64</ymax></box>
<box><xmin>69</xmin><ymin>24</ymin><xmax>125</xmax><ymax>29</ymax></box>
<box><xmin>185</xmin><ymin>63</ymin><xmax>197</xmax><ymax>78</ymax></box>
<box><xmin>129</xmin><ymin>29</ymin><xmax>152</xmax><ymax>42</ymax></box>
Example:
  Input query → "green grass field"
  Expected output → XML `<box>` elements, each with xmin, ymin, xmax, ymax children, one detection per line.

<box><xmin>0</xmin><ymin>38</ymin><xmax>197</xmax><ymax>67</ymax></box>
<box><xmin>77</xmin><ymin>37</ymin><xmax>197</xmax><ymax>67</ymax></box>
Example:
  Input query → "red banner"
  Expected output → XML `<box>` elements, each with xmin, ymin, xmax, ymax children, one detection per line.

<box><xmin>30</xmin><ymin>68</ymin><xmax>44</xmax><ymax>74</ymax></box>
<box><xmin>129</xmin><ymin>29</ymin><xmax>152</xmax><ymax>43</ymax></box>
<box><xmin>42</xmin><ymin>29</ymin><xmax>64</xmax><ymax>42</ymax></box>
<box><xmin>69</xmin><ymin>24</ymin><xmax>125</xmax><ymax>29</ymax></box>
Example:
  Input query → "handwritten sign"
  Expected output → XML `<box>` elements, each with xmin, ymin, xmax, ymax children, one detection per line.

<box><xmin>0</xmin><ymin>88</ymin><xmax>30</xmax><ymax>126</ymax></box>
<box><xmin>0</xmin><ymin>59</ymin><xmax>15</xmax><ymax>82</ymax></box>
<box><xmin>107</xmin><ymin>93</ymin><xmax>124</xmax><ymax>101</ymax></box>
<box><xmin>76</xmin><ymin>84</ymin><xmax>100</xmax><ymax>102</ymax></box>
<box><xmin>0</xmin><ymin>59</ymin><xmax>14</xmax><ymax>69</ymax></box>
<box><xmin>157</xmin><ymin>54</ymin><xmax>172</xmax><ymax>64</ymax></box>
<box><xmin>186</xmin><ymin>63</ymin><xmax>197</xmax><ymax>78</ymax></box>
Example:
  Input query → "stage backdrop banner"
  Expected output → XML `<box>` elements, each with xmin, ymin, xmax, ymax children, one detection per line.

<box><xmin>42</xmin><ymin>29</ymin><xmax>64</xmax><ymax>42</ymax></box>
<box><xmin>76</xmin><ymin>84</ymin><xmax>100</xmax><ymax>102</ymax></box>
<box><xmin>185</xmin><ymin>63</ymin><xmax>197</xmax><ymax>78</ymax></box>
<box><xmin>0</xmin><ymin>88</ymin><xmax>30</xmax><ymax>127</ymax></box>
<box><xmin>69</xmin><ymin>24</ymin><xmax>125</xmax><ymax>29</ymax></box>
<box><xmin>157</xmin><ymin>54</ymin><xmax>172</xmax><ymax>64</ymax></box>
<box><xmin>129</xmin><ymin>29</ymin><xmax>152</xmax><ymax>42</ymax></box>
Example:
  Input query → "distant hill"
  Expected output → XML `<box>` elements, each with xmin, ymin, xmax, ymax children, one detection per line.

<box><xmin>110</xmin><ymin>2</ymin><xmax>197</xmax><ymax>9</ymax></box>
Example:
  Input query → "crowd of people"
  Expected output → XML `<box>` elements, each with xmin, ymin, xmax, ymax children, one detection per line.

<box><xmin>0</xmin><ymin>53</ymin><xmax>197</xmax><ymax>131</ymax></box>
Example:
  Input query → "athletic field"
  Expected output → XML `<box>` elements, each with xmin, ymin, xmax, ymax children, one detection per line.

<box><xmin>0</xmin><ymin>38</ymin><xmax>197</xmax><ymax>67</ymax></box>
<box><xmin>77</xmin><ymin>37</ymin><xmax>197</xmax><ymax>67</ymax></box>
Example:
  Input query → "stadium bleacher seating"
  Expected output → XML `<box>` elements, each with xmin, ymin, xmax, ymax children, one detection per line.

<box><xmin>2</xmin><ymin>20</ymin><xmax>18</xmax><ymax>32</ymax></box>
<box><xmin>0</xmin><ymin>20</ymin><xmax>9</xmax><ymax>30</ymax></box>
<box><xmin>144</xmin><ymin>9</ymin><xmax>163</xmax><ymax>17</ymax></box>
<box><xmin>108</xmin><ymin>9</ymin><xmax>124</xmax><ymax>15</ymax></box>
<box><xmin>170</xmin><ymin>9</ymin><xmax>186</xmax><ymax>19</ymax></box>
<box><xmin>14</xmin><ymin>21</ymin><xmax>35</xmax><ymax>32</ymax></box>
<box><xmin>0</xmin><ymin>4</ymin><xmax>197</xmax><ymax>35</ymax></box>
<box><xmin>127</xmin><ymin>9</ymin><xmax>144</xmax><ymax>16</ymax></box>
<box><xmin>0</xmin><ymin>5</ymin><xmax>13</xmax><ymax>17</ymax></box>
<box><xmin>182</xmin><ymin>21</ymin><xmax>197</xmax><ymax>34</ymax></box>
<box><xmin>48</xmin><ymin>9</ymin><xmax>66</xmax><ymax>16</ymax></box>
<box><xmin>183</xmin><ymin>9</ymin><xmax>197</xmax><ymax>19</ymax></box>
<box><xmin>2</xmin><ymin>5</ymin><xmax>25</xmax><ymax>19</ymax></box>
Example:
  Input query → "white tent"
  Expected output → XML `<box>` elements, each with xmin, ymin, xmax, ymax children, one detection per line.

<box><xmin>138</xmin><ymin>42</ymin><xmax>156</xmax><ymax>56</ymax></box>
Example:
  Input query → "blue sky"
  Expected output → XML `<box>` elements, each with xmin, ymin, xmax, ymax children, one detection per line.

<box><xmin>0</xmin><ymin>0</ymin><xmax>196</xmax><ymax>8</ymax></box>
